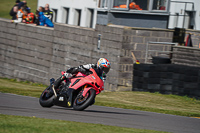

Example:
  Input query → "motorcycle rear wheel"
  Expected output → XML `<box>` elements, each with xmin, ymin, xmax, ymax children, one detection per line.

<box><xmin>39</xmin><ymin>86</ymin><xmax>55</xmax><ymax>107</ymax></box>
<box><xmin>73</xmin><ymin>89</ymin><xmax>96</xmax><ymax>111</ymax></box>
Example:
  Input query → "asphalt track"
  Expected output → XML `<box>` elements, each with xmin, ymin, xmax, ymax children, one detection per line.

<box><xmin>0</xmin><ymin>93</ymin><xmax>199</xmax><ymax>133</ymax></box>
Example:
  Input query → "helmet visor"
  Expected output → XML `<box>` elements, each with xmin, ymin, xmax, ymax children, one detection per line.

<box><xmin>102</xmin><ymin>67</ymin><xmax>110</xmax><ymax>74</ymax></box>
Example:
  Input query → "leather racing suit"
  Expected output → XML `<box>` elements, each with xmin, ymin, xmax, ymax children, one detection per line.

<box><xmin>53</xmin><ymin>64</ymin><xmax>106</xmax><ymax>89</ymax></box>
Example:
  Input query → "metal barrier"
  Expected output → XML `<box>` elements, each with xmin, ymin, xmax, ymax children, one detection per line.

<box><xmin>145</xmin><ymin>42</ymin><xmax>178</xmax><ymax>64</ymax></box>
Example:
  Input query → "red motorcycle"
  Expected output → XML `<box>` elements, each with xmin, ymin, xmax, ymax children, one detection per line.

<box><xmin>39</xmin><ymin>68</ymin><xmax>104</xmax><ymax>111</ymax></box>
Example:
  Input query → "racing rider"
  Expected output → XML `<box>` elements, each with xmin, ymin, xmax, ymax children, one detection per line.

<box><xmin>53</xmin><ymin>58</ymin><xmax>111</xmax><ymax>90</ymax></box>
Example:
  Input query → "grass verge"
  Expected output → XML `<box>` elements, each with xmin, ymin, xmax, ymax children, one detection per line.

<box><xmin>0</xmin><ymin>114</ymin><xmax>168</xmax><ymax>133</ymax></box>
<box><xmin>0</xmin><ymin>78</ymin><xmax>200</xmax><ymax>117</ymax></box>
<box><xmin>95</xmin><ymin>92</ymin><xmax>200</xmax><ymax>117</ymax></box>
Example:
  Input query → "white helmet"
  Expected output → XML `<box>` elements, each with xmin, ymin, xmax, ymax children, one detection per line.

<box><xmin>97</xmin><ymin>58</ymin><xmax>111</xmax><ymax>74</ymax></box>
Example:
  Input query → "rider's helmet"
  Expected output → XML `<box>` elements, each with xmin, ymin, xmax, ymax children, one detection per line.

<box><xmin>97</xmin><ymin>58</ymin><xmax>111</xmax><ymax>74</ymax></box>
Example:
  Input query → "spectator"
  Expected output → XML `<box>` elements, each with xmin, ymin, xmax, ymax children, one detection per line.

<box><xmin>38</xmin><ymin>6</ymin><xmax>44</xmax><ymax>12</ymax></box>
<box><xmin>34</xmin><ymin>6</ymin><xmax>44</xmax><ymax>25</ymax></box>
<box><xmin>23</xmin><ymin>9</ymin><xmax>35</xmax><ymax>24</ymax></box>
<box><xmin>35</xmin><ymin>10</ymin><xmax>54</xmax><ymax>27</ymax></box>
<box><xmin>44</xmin><ymin>4</ymin><xmax>53</xmax><ymax>22</ymax></box>
<box><xmin>34</xmin><ymin>13</ymin><xmax>39</xmax><ymax>26</ymax></box>
<box><xmin>18</xmin><ymin>1</ymin><xmax>30</xmax><ymax>20</ymax></box>
<box><xmin>9</xmin><ymin>0</ymin><xmax>21</xmax><ymax>20</ymax></box>
<box><xmin>10</xmin><ymin>6</ymin><xmax>23</xmax><ymax>23</ymax></box>
<box><xmin>18</xmin><ymin>1</ymin><xmax>28</xmax><ymax>10</ymax></box>
<box><xmin>18</xmin><ymin>4</ymin><xmax>26</xmax><ymax>20</ymax></box>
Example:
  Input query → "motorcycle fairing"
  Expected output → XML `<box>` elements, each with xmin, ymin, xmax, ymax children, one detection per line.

<box><xmin>57</xmin><ymin>68</ymin><xmax>104</xmax><ymax>107</ymax></box>
<box><xmin>54</xmin><ymin>88</ymin><xmax>75</xmax><ymax>108</ymax></box>
<box><xmin>54</xmin><ymin>93</ymin><xmax>68</xmax><ymax>107</ymax></box>
<box><xmin>66</xmin><ymin>88</ymin><xmax>75</xmax><ymax>107</ymax></box>
<box><xmin>68</xmin><ymin>68</ymin><xmax>104</xmax><ymax>96</ymax></box>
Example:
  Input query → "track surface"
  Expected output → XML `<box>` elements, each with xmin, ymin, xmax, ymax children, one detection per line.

<box><xmin>0</xmin><ymin>93</ymin><xmax>199</xmax><ymax>133</ymax></box>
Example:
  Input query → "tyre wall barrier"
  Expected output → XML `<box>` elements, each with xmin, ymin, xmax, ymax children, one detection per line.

<box><xmin>133</xmin><ymin>64</ymin><xmax>200</xmax><ymax>98</ymax></box>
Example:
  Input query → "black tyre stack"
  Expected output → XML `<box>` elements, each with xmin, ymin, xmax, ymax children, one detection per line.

<box><xmin>172</xmin><ymin>65</ymin><xmax>184</xmax><ymax>95</ymax></box>
<box><xmin>133</xmin><ymin>64</ymin><xmax>200</xmax><ymax>98</ymax></box>
<box><xmin>159</xmin><ymin>65</ymin><xmax>174</xmax><ymax>94</ymax></box>
<box><xmin>182</xmin><ymin>67</ymin><xmax>199</xmax><ymax>97</ymax></box>
<box><xmin>133</xmin><ymin>64</ymin><xmax>150</xmax><ymax>92</ymax></box>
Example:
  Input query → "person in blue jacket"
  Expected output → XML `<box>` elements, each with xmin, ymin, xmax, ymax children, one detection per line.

<box><xmin>35</xmin><ymin>10</ymin><xmax>54</xmax><ymax>28</ymax></box>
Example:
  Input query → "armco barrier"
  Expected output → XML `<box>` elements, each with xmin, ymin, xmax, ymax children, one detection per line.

<box><xmin>133</xmin><ymin>64</ymin><xmax>200</xmax><ymax>98</ymax></box>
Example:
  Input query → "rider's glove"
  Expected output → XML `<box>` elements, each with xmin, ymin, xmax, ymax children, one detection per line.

<box><xmin>81</xmin><ymin>64</ymin><xmax>95</xmax><ymax>70</ymax></box>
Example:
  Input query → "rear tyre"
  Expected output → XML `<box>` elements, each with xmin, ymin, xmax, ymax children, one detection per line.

<box><xmin>73</xmin><ymin>89</ymin><xmax>96</xmax><ymax>111</ymax></box>
<box><xmin>39</xmin><ymin>86</ymin><xmax>55</xmax><ymax>107</ymax></box>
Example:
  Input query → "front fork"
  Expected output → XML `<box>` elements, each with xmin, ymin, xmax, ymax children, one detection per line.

<box><xmin>51</xmin><ymin>85</ymin><xmax>57</xmax><ymax>98</ymax></box>
<box><xmin>66</xmin><ymin>84</ymin><xmax>88</xmax><ymax>107</ymax></box>
<box><xmin>50</xmin><ymin>78</ymin><xmax>57</xmax><ymax>98</ymax></box>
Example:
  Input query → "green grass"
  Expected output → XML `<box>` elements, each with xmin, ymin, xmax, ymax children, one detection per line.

<box><xmin>96</xmin><ymin>91</ymin><xmax>200</xmax><ymax>117</ymax></box>
<box><xmin>0</xmin><ymin>78</ymin><xmax>200</xmax><ymax>117</ymax></box>
<box><xmin>0</xmin><ymin>78</ymin><xmax>46</xmax><ymax>98</ymax></box>
<box><xmin>0</xmin><ymin>0</ymin><xmax>38</xmax><ymax>19</ymax></box>
<box><xmin>0</xmin><ymin>114</ymin><xmax>168</xmax><ymax>133</ymax></box>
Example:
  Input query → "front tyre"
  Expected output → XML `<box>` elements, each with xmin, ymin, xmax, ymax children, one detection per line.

<box><xmin>39</xmin><ymin>86</ymin><xmax>55</xmax><ymax>107</ymax></box>
<box><xmin>73</xmin><ymin>89</ymin><xmax>96</xmax><ymax>111</ymax></box>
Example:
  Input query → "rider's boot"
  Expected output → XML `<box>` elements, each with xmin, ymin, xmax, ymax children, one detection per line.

<box><xmin>46</xmin><ymin>76</ymin><xmax>64</xmax><ymax>98</ymax></box>
<box><xmin>54</xmin><ymin>72</ymin><xmax>72</xmax><ymax>88</ymax></box>
<box><xmin>46</xmin><ymin>73</ymin><xmax>69</xmax><ymax>97</ymax></box>
<box><xmin>53</xmin><ymin>75</ymin><xmax>66</xmax><ymax>89</ymax></box>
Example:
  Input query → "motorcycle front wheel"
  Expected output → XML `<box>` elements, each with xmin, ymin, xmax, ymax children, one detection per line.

<box><xmin>73</xmin><ymin>89</ymin><xmax>96</xmax><ymax>111</ymax></box>
<box><xmin>39</xmin><ymin>86</ymin><xmax>56</xmax><ymax>107</ymax></box>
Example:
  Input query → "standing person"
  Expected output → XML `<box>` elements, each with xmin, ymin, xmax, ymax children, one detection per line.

<box><xmin>18</xmin><ymin>1</ymin><xmax>29</xmax><ymax>20</ymax></box>
<box><xmin>38</xmin><ymin>6</ymin><xmax>44</xmax><ymax>12</ymax></box>
<box><xmin>23</xmin><ymin>9</ymin><xmax>35</xmax><ymax>24</ymax></box>
<box><xmin>9</xmin><ymin>0</ymin><xmax>21</xmax><ymax>20</ymax></box>
<box><xmin>44</xmin><ymin>4</ymin><xmax>53</xmax><ymax>22</ymax></box>
<box><xmin>35</xmin><ymin>10</ymin><xmax>54</xmax><ymax>27</ymax></box>
<box><xmin>18</xmin><ymin>1</ymin><xmax>27</xmax><ymax>9</ymax></box>
<box><xmin>10</xmin><ymin>6</ymin><xmax>23</xmax><ymax>23</ymax></box>
<box><xmin>34</xmin><ymin>7</ymin><xmax>43</xmax><ymax>26</ymax></box>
